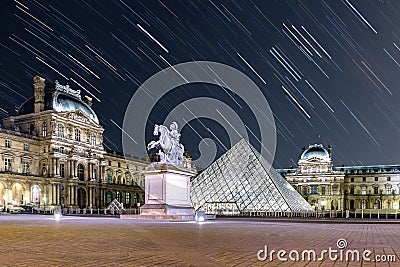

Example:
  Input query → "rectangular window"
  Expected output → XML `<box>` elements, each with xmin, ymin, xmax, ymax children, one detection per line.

<box><xmin>333</xmin><ymin>187</ymin><xmax>338</xmax><ymax>195</ymax></box>
<box><xmin>362</xmin><ymin>187</ymin><xmax>367</xmax><ymax>195</ymax></box>
<box><xmin>4</xmin><ymin>158</ymin><xmax>11</xmax><ymax>171</ymax></box>
<box><xmin>311</xmin><ymin>186</ymin><xmax>318</xmax><ymax>194</ymax></box>
<box><xmin>126</xmin><ymin>175</ymin><xmax>131</xmax><ymax>185</ymax></box>
<box><xmin>108</xmin><ymin>173</ymin><xmax>112</xmax><ymax>184</ymax></box>
<box><xmin>23</xmin><ymin>143</ymin><xmax>29</xmax><ymax>151</ymax></box>
<box><xmin>350</xmin><ymin>177</ymin><xmax>354</xmax><ymax>182</ymax></box>
<box><xmin>60</xmin><ymin>164</ymin><xmax>65</xmax><ymax>178</ymax></box>
<box><xmin>59</xmin><ymin>147</ymin><xmax>64</xmax><ymax>153</ymax></box>
<box><xmin>321</xmin><ymin>187</ymin><xmax>326</xmax><ymax>195</ymax></box>
<box><xmin>375</xmin><ymin>177</ymin><xmax>378</xmax><ymax>182</ymax></box>
<box><xmin>125</xmin><ymin>192</ymin><xmax>130</xmax><ymax>205</ymax></box>
<box><xmin>362</xmin><ymin>177</ymin><xmax>366</xmax><ymax>182</ymax></box>
<box><xmin>386</xmin><ymin>187</ymin><xmax>391</xmax><ymax>195</ymax></box>
<box><xmin>5</xmin><ymin>140</ymin><xmax>10</xmax><ymax>148</ymax></box>
<box><xmin>387</xmin><ymin>177</ymin><xmax>391</xmax><ymax>182</ymax></box>
<box><xmin>350</xmin><ymin>186</ymin><xmax>354</xmax><ymax>195</ymax></box>
<box><xmin>22</xmin><ymin>161</ymin><xmax>29</xmax><ymax>174</ymax></box>
<box><xmin>374</xmin><ymin>187</ymin><xmax>379</xmax><ymax>195</ymax></box>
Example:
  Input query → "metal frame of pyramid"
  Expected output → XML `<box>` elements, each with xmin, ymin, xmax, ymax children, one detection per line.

<box><xmin>190</xmin><ymin>139</ymin><xmax>313</xmax><ymax>215</ymax></box>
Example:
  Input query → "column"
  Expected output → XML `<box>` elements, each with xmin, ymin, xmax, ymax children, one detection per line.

<box><xmin>55</xmin><ymin>184</ymin><xmax>58</xmax><ymax>205</ymax></box>
<box><xmin>73</xmin><ymin>161</ymin><xmax>76</xmax><ymax>177</ymax></box>
<box><xmin>74</xmin><ymin>185</ymin><xmax>77</xmax><ymax>206</ymax></box>
<box><xmin>55</xmin><ymin>158</ymin><xmax>59</xmax><ymax>176</ymax></box>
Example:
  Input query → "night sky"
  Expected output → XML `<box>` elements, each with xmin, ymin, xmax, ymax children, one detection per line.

<box><xmin>1</xmin><ymin>0</ymin><xmax>400</xmax><ymax>169</ymax></box>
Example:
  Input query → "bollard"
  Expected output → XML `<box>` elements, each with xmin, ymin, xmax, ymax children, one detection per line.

<box><xmin>361</xmin><ymin>209</ymin><xmax>363</xmax><ymax>219</ymax></box>
<box><xmin>378</xmin><ymin>210</ymin><xmax>380</xmax><ymax>219</ymax></box>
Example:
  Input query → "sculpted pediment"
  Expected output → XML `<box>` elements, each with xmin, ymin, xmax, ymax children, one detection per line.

<box><xmin>60</xmin><ymin>111</ymin><xmax>99</xmax><ymax>126</ymax></box>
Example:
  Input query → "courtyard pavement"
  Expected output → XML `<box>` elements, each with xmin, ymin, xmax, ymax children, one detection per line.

<box><xmin>0</xmin><ymin>214</ymin><xmax>399</xmax><ymax>266</ymax></box>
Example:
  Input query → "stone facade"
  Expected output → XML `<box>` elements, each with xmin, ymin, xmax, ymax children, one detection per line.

<box><xmin>279</xmin><ymin>144</ymin><xmax>400</xmax><ymax>211</ymax></box>
<box><xmin>0</xmin><ymin>76</ymin><xmax>148</xmax><ymax>210</ymax></box>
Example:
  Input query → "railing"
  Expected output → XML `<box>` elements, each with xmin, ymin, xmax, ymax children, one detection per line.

<box><xmin>20</xmin><ymin>207</ymin><xmax>141</xmax><ymax>215</ymax></box>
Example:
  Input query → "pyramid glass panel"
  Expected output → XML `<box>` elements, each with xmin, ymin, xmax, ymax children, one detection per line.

<box><xmin>190</xmin><ymin>139</ymin><xmax>313</xmax><ymax>215</ymax></box>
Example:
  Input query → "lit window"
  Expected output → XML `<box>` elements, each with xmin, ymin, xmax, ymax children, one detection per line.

<box><xmin>116</xmin><ymin>191</ymin><xmax>121</xmax><ymax>202</ymax></box>
<box><xmin>42</xmin><ymin>122</ymin><xmax>47</xmax><ymax>137</ymax></box>
<box><xmin>23</xmin><ymin>161</ymin><xmax>29</xmax><ymax>174</ymax></box>
<box><xmin>386</xmin><ymin>187</ymin><xmax>391</xmax><ymax>195</ymax></box>
<box><xmin>125</xmin><ymin>192</ymin><xmax>130</xmax><ymax>205</ymax></box>
<box><xmin>31</xmin><ymin>185</ymin><xmax>41</xmax><ymax>203</ymax></box>
<box><xmin>58</xmin><ymin>124</ymin><xmax>64</xmax><ymax>138</ymax></box>
<box><xmin>5</xmin><ymin>140</ymin><xmax>10</xmax><ymax>148</ymax></box>
<box><xmin>23</xmin><ymin>143</ymin><xmax>29</xmax><ymax>151</ymax></box>
<box><xmin>75</xmin><ymin>129</ymin><xmax>81</xmax><ymax>142</ymax></box>
<box><xmin>126</xmin><ymin>175</ymin><xmax>131</xmax><ymax>185</ymax></box>
<box><xmin>106</xmin><ymin>191</ymin><xmax>112</xmax><ymax>204</ymax></box>
<box><xmin>362</xmin><ymin>200</ymin><xmax>367</xmax><ymax>209</ymax></box>
<box><xmin>361</xmin><ymin>187</ymin><xmax>366</xmax><ymax>195</ymax></box>
<box><xmin>333</xmin><ymin>187</ymin><xmax>338</xmax><ymax>195</ymax></box>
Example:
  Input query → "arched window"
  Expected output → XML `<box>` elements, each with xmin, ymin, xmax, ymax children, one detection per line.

<box><xmin>91</xmin><ymin>133</ymin><xmax>96</xmax><ymax>146</ymax></box>
<box><xmin>57</xmin><ymin>124</ymin><xmax>64</xmax><ymax>138</ymax></box>
<box><xmin>77</xmin><ymin>164</ymin><xmax>84</xmax><ymax>181</ymax></box>
<box><xmin>362</xmin><ymin>199</ymin><xmax>367</xmax><ymax>209</ymax></box>
<box><xmin>117</xmin><ymin>175</ymin><xmax>121</xmax><ymax>184</ymax></box>
<box><xmin>125</xmin><ymin>192</ymin><xmax>130</xmax><ymax>205</ymax></box>
<box><xmin>386</xmin><ymin>200</ymin><xmax>390</xmax><ymax>209</ymax></box>
<box><xmin>116</xmin><ymin>191</ymin><xmax>121</xmax><ymax>202</ymax></box>
<box><xmin>31</xmin><ymin>185</ymin><xmax>41</xmax><ymax>204</ymax></box>
<box><xmin>106</xmin><ymin>191</ymin><xmax>112</xmax><ymax>204</ymax></box>
<box><xmin>42</xmin><ymin>122</ymin><xmax>47</xmax><ymax>137</ymax></box>
<box><xmin>107</xmin><ymin>173</ymin><xmax>112</xmax><ymax>184</ymax></box>
<box><xmin>75</xmin><ymin>129</ymin><xmax>81</xmax><ymax>142</ymax></box>
<box><xmin>126</xmin><ymin>175</ymin><xmax>131</xmax><ymax>185</ymax></box>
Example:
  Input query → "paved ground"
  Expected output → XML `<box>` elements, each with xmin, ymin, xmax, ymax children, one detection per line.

<box><xmin>0</xmin><ymin>214</ymin><xmax>399</xmax><ymax>266</ymax></box>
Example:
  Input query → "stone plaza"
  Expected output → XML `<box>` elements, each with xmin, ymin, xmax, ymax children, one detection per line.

<box><xmin>0</xmin><ymin>214</ymin><xmax>399</xmax><ymax>266</ymax></box>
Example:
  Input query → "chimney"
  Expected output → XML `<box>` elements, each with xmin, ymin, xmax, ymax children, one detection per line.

<box><xmin>33</xmin><ymin>75</ymin><xmax>45</xmax><ymax>113</ymax></box>
<box><xmin>84</xmin><ymin>95</ymin><xmax>93</xmax><ymax>107</ymax></box>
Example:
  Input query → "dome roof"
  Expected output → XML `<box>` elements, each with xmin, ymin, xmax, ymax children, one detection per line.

<box><xmin>301</xmin><ymin>144</ymin><xmax>330</xmax><ymax>160</ymax></box>
<box><xmin>53</xmin><ymin>93</ymin><xmax>98</xmax><ymax>123</ymax></box>
<box><xmin>18</xmin><ymin>92</ymin><xmax>98</xmax><ymax>124</ymax></box>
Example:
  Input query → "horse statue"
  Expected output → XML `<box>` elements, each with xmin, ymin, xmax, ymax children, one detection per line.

<box><xmin>147</xmin><ymin>122</ymin><xmax>185</xmax><ymax>167</ymax></box>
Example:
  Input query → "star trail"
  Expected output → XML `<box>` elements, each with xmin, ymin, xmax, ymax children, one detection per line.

<box><xmin>1</xmin><ymin>0</ymin><xmax>400</xmax><ymax>168</ymax></box>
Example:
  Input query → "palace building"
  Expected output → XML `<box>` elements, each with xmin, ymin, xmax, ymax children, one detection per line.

<box><xmin>0</xmin><ymin>76</ymin><xmax>148</xmax><ymax>211</ymax></box>
<box><xmin>279</xmin><ymin>144</ymin><xmax>400</xmax><ymax>212</ymax></box>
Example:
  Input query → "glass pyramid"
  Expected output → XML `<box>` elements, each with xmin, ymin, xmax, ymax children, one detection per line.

<box><xmin>190</xmin><ymin>139</ymin><xmax>313</xmax><ymax>215</ymax></box>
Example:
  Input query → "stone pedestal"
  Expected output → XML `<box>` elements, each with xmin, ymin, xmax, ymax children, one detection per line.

<box><xmin>139</xmin><ymin>163</ymin><xmax>197</xmax><ymax>220</ymax></box>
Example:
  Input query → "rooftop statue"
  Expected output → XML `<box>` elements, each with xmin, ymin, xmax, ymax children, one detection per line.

<box><xmin>147</xmin><ymin>122</ymin><xmax>185</xmax><ymax>167</ymax></box>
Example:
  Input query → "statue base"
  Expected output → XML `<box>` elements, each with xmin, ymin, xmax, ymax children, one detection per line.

<box><xmin>138</xmin><ymin>163</ymin><xmax>197</xmax><ymax>221</ymax></box>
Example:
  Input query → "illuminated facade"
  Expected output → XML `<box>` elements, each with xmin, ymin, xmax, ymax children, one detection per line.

<box><xmin>0</xmin><ymin>76</ymin><xmax>148</xmax><ymax>210</ymax></box>
<box><xmin>279</xmin><ymin>144</ymin><xmax>400</xmax><ymax>211</ymax></box>
<box><xmin>190</xmin><ymin>139</ymin><xmax>313</xmax><ymax>215</ymax></box>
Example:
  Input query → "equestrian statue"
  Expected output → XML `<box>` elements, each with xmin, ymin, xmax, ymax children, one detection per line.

<box><xmin>147</xmin><ymin>122</ymin><xmax>185</xmax><ymax>167</ymax></box>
